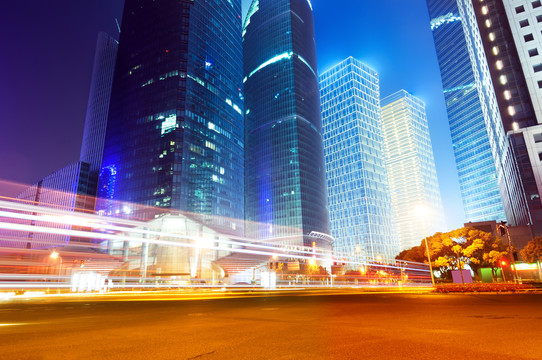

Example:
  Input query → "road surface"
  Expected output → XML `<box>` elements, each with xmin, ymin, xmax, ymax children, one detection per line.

<box><xmin>1</xmin><ymin>291</ymin><xmax>541</xmax><ymax>359</ymax></box>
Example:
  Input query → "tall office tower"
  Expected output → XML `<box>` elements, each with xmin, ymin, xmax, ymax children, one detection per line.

<box><xmin>243</xmin><ymin>0</ymin><xmax>332</xmax><ymax>251</ymax></box>
<box><xmin>381</xmin><ymin>90</ymin><xmax>446</xmax><ymax>251</ymax></box>
<box><xmin>426</xmin><ymin>0</ymin><xmax>530</xmax><ymax>226</ymax></box>
<box><xmin>80</xmin><ymin>32</ymin><xmax>118</xmax><ymax>200</ymax></box>
<box><xmin>471</xmin><ymin>0</ymin><xmax>542</xmax><ymax>235</ymax></box>
<box><xmin>98</xmin><ymin>0</ymin><xmax>245</xmax><ymax>234</ymax></box>
<box><xmin>320</xmin><ymin>57</ymin><xmax>399</xmax><ymax>263</ymax></box>
<box><xmin>1</xmin><ymin>162</ymin><xmax>93</xmax><ymax>249</ymax></box>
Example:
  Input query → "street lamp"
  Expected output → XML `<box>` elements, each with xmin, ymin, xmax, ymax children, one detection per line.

<box><xmin>415</xmin><ymin>205</ymin><xmax>435</xmax><ymax>287</ymax></box>
<box><xmin>50</xmin><ymin>250</ymin><xmax>63</xmax><ymax>280</ymax></box>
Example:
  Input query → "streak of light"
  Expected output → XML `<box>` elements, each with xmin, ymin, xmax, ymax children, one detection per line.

<box><xmin>0</xmin><ymin>205</ymin><xmax>329</xmax><ymax>258</ymax></box>
<box><xmin>0</xmin><ymin>221</ymin><xmax>333</xmax><ymax>263</ymax></box>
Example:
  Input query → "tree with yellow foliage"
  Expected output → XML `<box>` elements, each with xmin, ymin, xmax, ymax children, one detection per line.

<box><xmin>396</xmin><ymin>227</ymin><xmax>509</xmax><ymax>281</ymax></box>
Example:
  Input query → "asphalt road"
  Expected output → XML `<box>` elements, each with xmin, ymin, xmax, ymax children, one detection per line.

<box><xmin>1</xmin><ymin>291</ymin><xmax>541</xmax><ymax>360</ymax></box>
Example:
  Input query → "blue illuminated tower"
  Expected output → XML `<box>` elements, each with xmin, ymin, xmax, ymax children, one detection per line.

<box><xmin>98</xmin><ymin>0</ymin><xmax>245</xmax><ymax>234</ymax></box>
<box><xmin>320</xmin><ymin>57</ymin><xmax>399</xmax><ymax>263</ymax></box>
<box><xmin>243</xmin><ymin>0</ymin><xmax>332</xmax><ymax>250</ymax></box>
<box><xmin>426</xmin><ymin>0</ymin><xmax>530</xmax><ymax>226</ymax></box>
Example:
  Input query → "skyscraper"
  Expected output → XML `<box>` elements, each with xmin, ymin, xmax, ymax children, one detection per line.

<box><xmin>320</xmin><ymin>57</ymin><xmax>399</xmax><ymax>263</ymax></box>
<box><xmin>381</xmin><ymin>90</ymin><xmax>446</xmax><ymax>251</ymax></box>
<box><xmin>426</xmin><ymin>0</ymin><xmax>530</xmax><ymax>227</ymax></box>
<box><xmin>80</xmin><ymin>32</ymin><xmax>118</xmax><ymax>199</ymax></box>
<box><xmin>470</xmin><ymin>0</ymin><xmax>542</xmax><ymax>235</ymax></box>
<box><xmin>98</xmin><ymin>0</ymin><xmax>245</xmax><ymax>234</ymax></box>
<box><xmin>243</xmin><ymin>0</ymin><xmax>332</xmax><ymax>250</ymax></box>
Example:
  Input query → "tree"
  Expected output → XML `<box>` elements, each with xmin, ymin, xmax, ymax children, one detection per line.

<box><xmin>396</xmin><ymin>227</ymin><xmax>509</xmax><ymax>281</ymax></box>
<box><xmin>396</xmin><ymin>245</ymin><xmax>426</xmax><ymax>263</ymax></box>
<box><xmin>521</xmin><ymin>237</ymin><xmax>542</xmax><ymax>263</ymax></box>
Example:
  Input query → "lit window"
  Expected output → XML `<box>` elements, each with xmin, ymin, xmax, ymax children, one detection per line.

<box><xmin>482</xmin><ymin>6</ymin><xmax>488</xmax><ymax>14</ymax></box>
<box><xmin>489</xmin><ymin>32</ymin><xmax>495</xmax><ymax>41</ymax></box>
<box><xmin>504</xmin><ymin>90</ymin><xmax>511</xmax><ymax>100</ymax></box>
<box><xmin>508</xmin><ymin>106</ymin><xmax>516</xmax><ymax>116</ymax></box>
<box><xmin>492</xmin><ymin>46</ymin><xmax>499</xmax><ymax>55</ymax></box>
<box><xmin>485</xmin><ymin>19</ymin><xmax>491</xmax><ymax>28</ymax></box>
<box><xmin>499</xmin><ymin>75</ymin><xmax>508</xmax><ymax>84</ymax></box>
<box><xmin>205</xmin><ymin>141</ymin><xmax>216</xmax><ymax>150</ymax></box>
<box><xmin>496</xmin><ymin>60</ymin><xmax>503</xmax><ymax>70</ymax></box>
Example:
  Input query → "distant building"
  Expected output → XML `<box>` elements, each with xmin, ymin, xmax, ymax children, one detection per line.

<box><xmin>381</xmin><ymin>90</ymin><xmax>446</xmax><ymax>251</ymax></box>
<box><xmin>80</xmin><ymin>32</ymin><xmax>118</xmax><ymax>200</ymax></box>
<box><xmin>1</xmin><ymin>161</ymin><xmax>93</xmax><ymax>249</ymax></box>
<box><xmin>98</xmin><ymin>0</ymin><xmax>245</xmax><ymax>235</ymax></box>
<box><xmin>426</xmin><ymin>0</ymin><xmax>530</xmax><ymax>227</ymax></box>
<box><xmin>320</xmin><ymin>57</ymin><xmax>399</xmax><ymax>263</ymax></box>
<box><xmin>243</xmin><ymin>0</ymin><xmax>332</xmax><ymax>251</ymax></box>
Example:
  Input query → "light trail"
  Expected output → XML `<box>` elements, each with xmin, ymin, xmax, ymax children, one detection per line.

<box><xmin>0</xmin><ymin>196</ymin><xmax>432</xmax><ymax>293</ymax></box>
<box><xmin>0</xmin><ymin>221</ymin><xmax>335</xmax><ymax>264</ymax></box>
<box><xmin>0</xmin><ymin>211</ymin><xmax>328</xmax><ymax>258</ymax></box>
<box><xmin>0</xmin><ymin>202</ymin><xmax>330</xmax><ymax>258</ymax></box>
<box><xmin>0</xmin><ymin>210</ymin><xmax>429</xmax><ymax>272</ymax></box>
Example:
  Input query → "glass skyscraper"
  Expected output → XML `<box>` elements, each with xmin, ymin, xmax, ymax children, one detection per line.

<box><xmin>98</xmin><ymin>0</ymin><xmax>245</xmax><ymax>234</ymax></box>
<box><xmin>320</xmin><ymin>57</ymin><xmax>399</xmax><ymax>263</ymax></box>
<box><xmin>381</xmin><ymin>90</ymin><xmax>446</xmax><ymax>251</ymax></box>
<box><xmin>80</xmin><ymin>32</ymin><xmax>118</xmax><ymax>200</ymax></box>
<box><xmin>426</xmin><ymin>0</ymin><xmax>530</xmax><ymax>226</ymax></box>
<box><xmin>243</xmin><ymin>0</ymin><xmax>331</xmax><ymax>250</ymax></box>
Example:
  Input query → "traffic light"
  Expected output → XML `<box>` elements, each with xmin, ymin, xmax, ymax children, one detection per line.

<box><xmin>496</xmin><ymin>221</ymin><xmax>507</xmax><ymax>236</ymax></box>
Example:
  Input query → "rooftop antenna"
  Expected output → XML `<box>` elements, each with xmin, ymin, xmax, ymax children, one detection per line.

<box><xmin>115</xmin><ymin>18</ymin><xmax>121</xmax><ymax>35</ymax></box>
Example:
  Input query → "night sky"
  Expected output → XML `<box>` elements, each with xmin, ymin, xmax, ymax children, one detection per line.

<box><xmin>0</xmin><ymin>0</ymin><xmax>465</xmax><ymax>229</ymax></box>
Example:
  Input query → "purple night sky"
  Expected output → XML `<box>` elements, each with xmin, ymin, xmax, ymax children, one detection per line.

<box><xmin>0</xmin><ymin>0</ymin><xmax>465</xmax><ymax>229</ymax></box>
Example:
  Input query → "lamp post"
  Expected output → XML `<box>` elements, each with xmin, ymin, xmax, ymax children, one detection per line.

<box><xmin>50</xmin><ymin>250</ymin><xmax>63</xmax><ymax>281</ymax></box>
<box><xmin>416</xmin><ymin>205</ymin><xmax>435</xmax><ymax>287</ymax></box>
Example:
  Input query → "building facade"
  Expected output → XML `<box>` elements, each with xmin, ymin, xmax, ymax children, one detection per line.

<box><xmin>80</xmin><ymin>32</ymin><xmax>118</xmax><ymax>200</ymax></box>
<box><xmin>426</xmin><ymin>0</ymin><xmax>530</xmax><ymax>227</ymax></box>
<box><xmin>1</xmin><ymin>162</ymin><xmax>93</xmax><ymax>249</ymax></box>
<box><xmin>381</xmin><ymin>90</ymin><xmax>446</xmax><ymax>251</ymax></box>
<box><xmin>320</xmin><ymin>57</ymin><xmax>399</xmax><ymax>263</ymax></box>
<box><xmin>457</xmin><ymin>0</ymin><xmax>542</xmax><ymax>236</ymax></box>
<box><xmin>98</xmin><ymin>0</ymin><xmax>245</xmax><ymax>235</ymax></box>
<box><xmin>502</xmin><ymin>0</ymin><xmax>542</xmax><ymax>122</ymax></box>
<box><xmin>243</xmin><ymin>0</ymin><xmax>331</xmax><ymax>250</ymax></box>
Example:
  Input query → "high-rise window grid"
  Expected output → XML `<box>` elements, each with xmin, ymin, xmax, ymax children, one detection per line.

<box><xmin>381</xmin><ymin>90</ymin><xmax>446</xmax><ymax>251</ymax></box>
<box><xmin>320</xmin><ymin>57</ymin><xmax>399</xmax><ymax>263</ymax></box>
